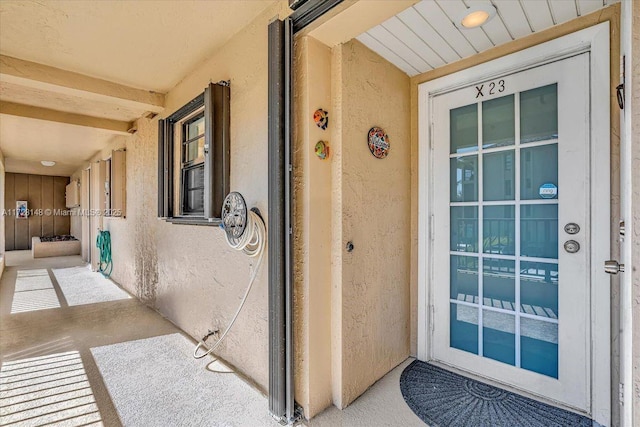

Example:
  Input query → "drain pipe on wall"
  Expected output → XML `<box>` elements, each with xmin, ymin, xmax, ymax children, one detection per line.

<box><xmin>193</xmin><ymin>192</ymin><xmax>267</xmax><ymax>360</ymax></box>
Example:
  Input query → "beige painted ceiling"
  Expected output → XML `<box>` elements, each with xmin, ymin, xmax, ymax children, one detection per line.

<box><xmin>0</xmin><ymin>0</ymin><xmax>278</xmax><ymax>177</ymax></box>
<box><xmin>0</xmin><ymin>0</ymin><xmax>278</xmax><ymax>93</ymax></box>
<box><xmin>0</xmin><ymin>114</ymin><xmax>117</xmax><ymax>176</ymax></box>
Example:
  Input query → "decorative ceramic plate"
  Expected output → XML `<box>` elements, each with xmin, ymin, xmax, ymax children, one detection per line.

<box><xmin>315</xmin><ymin>141</ymin><xmax>329</xmax><ymax>160</ymax></box>
<box><xmin>368</xmin><ymin>127</ymin><xmax>389</xmax><ymax>159</ymax></box>
<box><xmin>313</xmin><ymin>109</ymin><xmax>328</xmax><ymax>130</ymax></box>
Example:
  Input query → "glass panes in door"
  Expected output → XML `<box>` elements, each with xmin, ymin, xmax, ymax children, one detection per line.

<box><xmin>449</xmin><ymin>84</ymin><xmax>559</xmax><ymax>378</ymax></box>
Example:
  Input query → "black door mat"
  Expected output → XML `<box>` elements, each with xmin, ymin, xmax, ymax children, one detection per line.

<box><xmin>400</xmin><ymin>360</ymin><xmax>592</xmax><ymax>427</ymax></box>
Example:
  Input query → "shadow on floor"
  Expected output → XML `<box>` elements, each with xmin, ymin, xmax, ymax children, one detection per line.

<box><xmin>0</xmin><ymin>252</ymin><xmax>182</xmax><ymax>426</ymax></box>
<box><xmin>1</xmin><ymin>251</ymin><xmax>424</xmax><ymax>427</ymax></box>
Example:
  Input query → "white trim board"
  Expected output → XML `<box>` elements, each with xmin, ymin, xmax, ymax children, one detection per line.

<box><xmin>417</xmin><ymin>22</ymin><xmax>611</xmax><ymax>425</ymax></box>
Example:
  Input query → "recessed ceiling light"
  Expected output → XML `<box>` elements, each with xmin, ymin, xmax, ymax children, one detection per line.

<box><xmin>458</xmin><ymin>5</ymin><xmax>497</xmax><ymax>29</ymax></box>
<box><xmin>41</xmin><ymin>161</ymin><xmax>56</xmax><ymax>167</ymax></box>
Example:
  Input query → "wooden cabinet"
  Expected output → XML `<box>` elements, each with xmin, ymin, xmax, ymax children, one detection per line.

<box><xmin>65</xmin><ymin>180</ymin><xmax>80</xmax><ymax>208</ymax></box>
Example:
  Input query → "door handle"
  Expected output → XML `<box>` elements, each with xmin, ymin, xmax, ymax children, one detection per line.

<box><xmin>604</xmin><ymin>260</ymin><xmax>625</xmax><ymax>274</ymax></box>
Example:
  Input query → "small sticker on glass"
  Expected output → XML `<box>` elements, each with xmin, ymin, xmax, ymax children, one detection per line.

<box><xmin>539</xmin><ymin>183</ymin><xmax>558</xmax><ymax>199</ymax></box>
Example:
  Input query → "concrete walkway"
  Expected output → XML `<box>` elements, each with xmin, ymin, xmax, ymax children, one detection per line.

<box><xmin>0</xmin><ymin>251</ymin><xmax>424</xmax><ymax>427</ymax></box>
<box><xmin>0</xmin><ymin>252</ymin><xmax>180</xmax><ymax>426</ymax></box>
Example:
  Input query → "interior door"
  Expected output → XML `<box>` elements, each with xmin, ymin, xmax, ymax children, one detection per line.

<box><xmin>430</xmin><ymin>54</ymin><xmax>591</xmax><ymax>412</ymax></box>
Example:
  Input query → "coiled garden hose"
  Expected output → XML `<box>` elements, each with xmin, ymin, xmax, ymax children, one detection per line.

<box><xmin>96</xmin><ymin>230</ymin><xmax>113</xmax><ymax>277</ymax></box>
<box><xmin>193</xmin><ymin>209</ymin><xmax>266</xmax><ymax>359</ymax></box>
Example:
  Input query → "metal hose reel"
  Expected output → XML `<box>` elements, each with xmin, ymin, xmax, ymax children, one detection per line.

<box><xmin>221</xmin><ymin>191</ymin><xmax>248</xmax><ymax>242</ymax></box>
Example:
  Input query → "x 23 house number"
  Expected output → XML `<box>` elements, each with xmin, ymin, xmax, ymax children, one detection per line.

<box><xmin>475</xmin><ymin>79</ymin><xmax>505</xmax><ymax>98</ymax></box>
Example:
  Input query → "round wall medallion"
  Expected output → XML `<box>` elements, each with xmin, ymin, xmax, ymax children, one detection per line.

<box><xmin>313</xmin><ymin>109</ymin><xmax>328</xmax><ymax>130</ymax></box>
<box><xmin>368</xmin><ymin>127</ymin><xmax>390</xmax><ymax>159</ymax></box>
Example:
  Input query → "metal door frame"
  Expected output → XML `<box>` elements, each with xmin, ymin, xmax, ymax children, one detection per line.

<box><xmin>268</xmin><ymin>1</ymin><xmax>344</xmax><ymax>423</ymax></box>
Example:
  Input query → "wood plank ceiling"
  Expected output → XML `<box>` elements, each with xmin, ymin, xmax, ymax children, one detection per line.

<box><xmin>356</xmin><ymin>0</ymin><xmax>619</xmax><ymax>76</ymax></box>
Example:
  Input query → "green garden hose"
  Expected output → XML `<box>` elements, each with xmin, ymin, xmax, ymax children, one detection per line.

<box><xmin>96</xmin><ymin>230</ymin><xmax>113</xmax><ymax>277</ymax></box>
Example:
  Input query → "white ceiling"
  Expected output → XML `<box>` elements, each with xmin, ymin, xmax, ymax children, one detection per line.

<box><xmin>357</xmin><ymin>0</ymin><xmax>619</xmax><ymax>76</ymax></box>
<box><xmin>0</xmin><ymin>0</ymin><xmax>278</xmax><ymax>93</ymax></box>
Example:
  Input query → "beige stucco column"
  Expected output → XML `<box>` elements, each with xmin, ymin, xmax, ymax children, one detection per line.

<box><xmin>330</xmin><ymin>39</ymin><xmax>411</xmax><ymax>409</ymax></box>
<box><xmin>293</xmin><ymin>35</ymin><xmax>334</xmax><ymax>418</ymax></box>
<box><xmin>0</xmin><ymin>148</ymin><xmax>5</xmax><ymax>278</ymax></box>
<box><xmin>293</xmin><ymin>32</ymin><xmax>412</xmax><ymax>416</ymax></box>
<box><xmin>291</xmin><ymin>1</ymin><xmax>418</xmax><ymax>418</ymax></box>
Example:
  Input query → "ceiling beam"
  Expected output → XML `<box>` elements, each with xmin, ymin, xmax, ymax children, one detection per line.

<box><xmin>0</xmin><ymin>101</ymin><xmax>133</xmax><ymax>135</ymax></box>
<box><xmin>0</xmin><ymin>55</ymin><xmax>165</xmax><ymax>113</ymax></box>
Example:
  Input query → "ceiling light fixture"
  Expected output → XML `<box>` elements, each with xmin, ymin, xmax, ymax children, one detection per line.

<box><xmin>458</xmin><ymin>5</ymin><xmax>497</xmax><ymax>29</ymax></box>
<box><xmin>41</xmin><ymin>161</ymin><xmax>56</xmax><ymax>167</ymax></box>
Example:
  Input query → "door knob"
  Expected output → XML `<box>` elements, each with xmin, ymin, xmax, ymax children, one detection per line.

<box><xmin>604</xmin><ymin>260</ymin><xmax>625</xmax><ymax>274</ymax></box>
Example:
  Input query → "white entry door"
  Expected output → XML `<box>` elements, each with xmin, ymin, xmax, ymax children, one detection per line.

<box><xmin>430</xmin><ymin>54</ymin><xmax>593</xmax><ymax>412</ymax></box>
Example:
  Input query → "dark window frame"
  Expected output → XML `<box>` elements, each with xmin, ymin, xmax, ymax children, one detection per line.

<box><xmin>181</xmin><ymin>111</ymin><xmax>206</xmax><ymax>168</ymax></box>
<box><xmin>158</xmin><ymin>82</ymin><xmax>230</xmax><ymax>225</ymax></box>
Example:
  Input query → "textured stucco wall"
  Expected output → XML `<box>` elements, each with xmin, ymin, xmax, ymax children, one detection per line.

<box><xmin>330</xmin><ymin>42</ymin><xmax>344</xmax><ymax>410</ymax></box>
<box><xmin>70</xmin><ymin>1</ymin><xmax>291</xmax><ymax>393</ymax></box>
<box><xmin>153</xmin><ymin>1</ymin><xmax>290</xmax><ymax>391</ymax></box>
<box><xmin>331</xmin><ymin>39</ymin><xmax>411</xmax><ymax>408</ymax></box>
<box><xmin>293</xmin><ymin>35</ymin><xmax>333</xmax><ymax>418</ymax></box>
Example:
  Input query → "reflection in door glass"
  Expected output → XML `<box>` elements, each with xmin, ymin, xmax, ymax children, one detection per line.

<box><xmin>521</xmin><ymin>205</ymin><xmax>558</xmax><ymax>259</ymax></box>
<box><xmin>450</xmin><ymin>104</ymin><xmax>478</xmax><ymax>154</ymax></box>
<box><xmin>483</xmin><ymin>94</ymin><xmax>515</xmax><ymax>148</ymax></box>
<box><xmin>483</xmin><ymin>310</ymin><xmax>515</xmax><ymax>366</ymax></box>
<box><xmin>483</xmin><ymin>259</ymin><xmax>515</xmax><ymax>310</ymax></box>
<box><xmin>451</xmin><ymin>303</ymin><xmax>478</xmax><ymax>354</ymax></box>
<box><xmin>521</xmin><ymin>261</ymin><xmax>558</xmax><ymax>319</ymax></box>
<box><xmin>483</xmin><ymin>206</ymin><xmax>515</xmax><ymax>255</ymax></box>
<box><xmin>451</xmin><ymin>207</ymin><xmax>478</xmax><ymax>252</ymax></box>
<box><xmin>483</xmin><ymin>150</ymin><xmax>515</xmax><ymax>201</ymax></box>
<box><xmin>520</xmin><ymin>84</ymin><xmax>558</xmax><ymax>143</ymax></box>
<box><xmin>521</xmin><ymin>144</ymin><xmax>558</xmax><ymax>200</ymax></box>
<box><xmin>450</xmin><ymin>156</ymin><xmax>478</xmax><ymax>202</ymax></box>
<box><xmin>450</xmin><ymin>256</ymin><xmax>478</xmax><ymax>301</ymax></box>
<box><xmin>521</xmin><ymin>317</ymin><xmax>558</xmax><ymax>378</ymax></box>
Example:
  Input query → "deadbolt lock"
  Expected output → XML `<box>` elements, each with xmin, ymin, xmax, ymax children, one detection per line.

<box><xmin>564</xmin><ymin>223</ymin><xmax>580</xmax><ymax>234</ymax></box>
